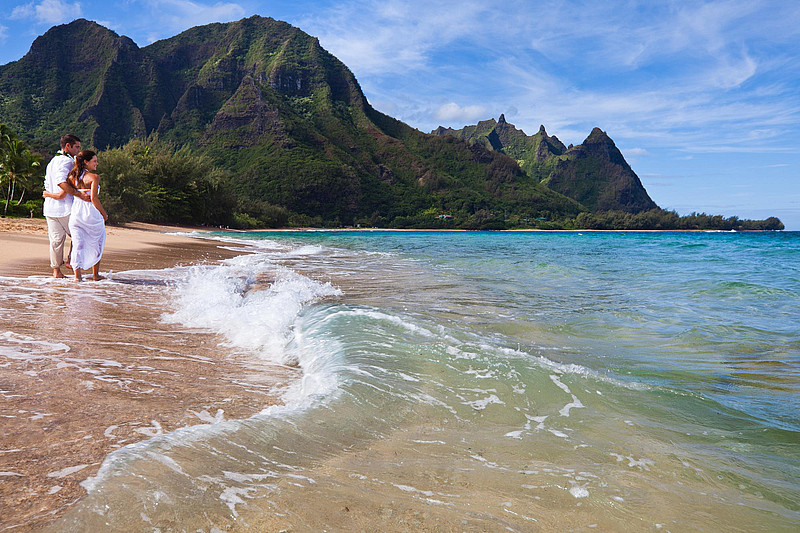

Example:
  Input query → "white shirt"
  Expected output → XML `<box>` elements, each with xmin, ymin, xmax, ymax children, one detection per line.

<box><xmin>43</xmin><ymin>153</ymin><xmax>75</xmax><ymax>217</ymax></box>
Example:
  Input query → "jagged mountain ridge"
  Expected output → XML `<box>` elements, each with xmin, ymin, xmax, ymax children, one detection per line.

<box><xmin>433</xmin><ymin>115</ymin><xmax>657</xmax><ymax>213</ymax></box>
<box><xmin>1</xmin><ymin>17</ymin><xmax>602</xmax><ymax>226</ymax></box>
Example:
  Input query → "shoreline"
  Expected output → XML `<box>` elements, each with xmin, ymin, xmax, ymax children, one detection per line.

<box><xmin>0</xmin><ymin>218</ymin><xmax>293</xmax><ymax>531</ymax></box>
<box><xmin>0</xmin><ymin>217</ymin><xmax>225</xmax><ymax>277</ymax></box>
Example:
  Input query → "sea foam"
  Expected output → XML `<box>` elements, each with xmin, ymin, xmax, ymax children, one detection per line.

<box><xmin>161</xmin><ymin>253</ymin><xmax>341</xmax><ymax>364</ymax></box>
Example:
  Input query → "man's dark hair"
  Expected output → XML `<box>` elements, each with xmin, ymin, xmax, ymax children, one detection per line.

<box><xmin>60</xmin><ymin>134</ymin><xmax>81</xmax><ymax>149</ymax></box>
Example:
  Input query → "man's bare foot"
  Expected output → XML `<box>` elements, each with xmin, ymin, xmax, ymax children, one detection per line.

<box><xmin>53</xmin><ymin>269</ymin><xmax>65</xmax><ymax>279</ymax></box>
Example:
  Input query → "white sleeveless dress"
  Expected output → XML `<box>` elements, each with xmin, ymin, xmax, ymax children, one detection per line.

<box><xmin>69</xmin><ymin>175</ymin><xmax>106</xmax><ymax>270</ymax></box>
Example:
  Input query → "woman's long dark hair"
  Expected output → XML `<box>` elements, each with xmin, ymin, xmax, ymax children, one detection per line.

<box><xmin>67</xmin><ymin>150</ymin><xmax>96</xmax><ymax>189</ymax></box>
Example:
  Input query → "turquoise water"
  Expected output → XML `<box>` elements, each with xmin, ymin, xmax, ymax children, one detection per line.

<box><xmin>48</xmin><ymin>230</ymin><xmax>799</xmax><ymax>531</ymax></box>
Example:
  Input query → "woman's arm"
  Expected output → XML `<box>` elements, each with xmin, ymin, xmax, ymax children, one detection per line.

<box><xmin>88</xmin><ymin>173</ymin><xmax>108</xmax><ymax>221</ymax></box>
<box><xmin>43</xmin><ymin>180</ymin><xmax>90</xmax><ymax>201</ymax></box>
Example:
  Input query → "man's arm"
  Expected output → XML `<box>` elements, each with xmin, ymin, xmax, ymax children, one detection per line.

<box><xmin>54</xmin><ymin>158</ymin><xmax>90</xmax><ymax>202</ymax></box>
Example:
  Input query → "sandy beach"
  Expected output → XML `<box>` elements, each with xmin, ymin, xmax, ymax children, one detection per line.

<box><xmin>0</xmin><ymin>217</ymin><xmax>235</xmax><ymax>277</ymax></box>
<box><xmin>0</xmin><ymin>218</ymin><xmax>293</xmax><ymax>531</ymax></box>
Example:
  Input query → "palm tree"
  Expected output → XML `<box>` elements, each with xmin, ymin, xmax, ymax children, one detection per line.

<box><xmin>1</xmin><ymin>136</ymin><xmax>40</xmax><ymax>216</ymax></box>
<box><xmin>13</xmin><ymin>150</ymin><xmax>42</xmax><ymax>207</ymax></box>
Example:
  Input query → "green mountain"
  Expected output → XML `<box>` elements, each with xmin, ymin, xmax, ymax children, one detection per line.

<box><xmin>0</xmin><ymin>17</ymin><xmax>588</xmax><ymax>227</ymax></box>
<box><xmin>433</xmin><ymin>115</ymin><xmax>657</xmax><ymax>213</ymax></box>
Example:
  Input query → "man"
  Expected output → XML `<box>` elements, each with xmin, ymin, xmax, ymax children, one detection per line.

<box><xmin>42</xmin><ymin>134</ymin><xmax>89</xmax><ymax>278</ymax></box>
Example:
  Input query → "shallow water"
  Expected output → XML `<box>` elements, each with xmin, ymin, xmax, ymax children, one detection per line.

<box><xmin>4</xmin><ymin>230</ymin><xmax>798</xmax><ymax>531</ymax></box>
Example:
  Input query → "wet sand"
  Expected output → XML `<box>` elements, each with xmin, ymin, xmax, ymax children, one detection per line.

<box><xmin>0</xmin><ymin>218</ymin><xmax>293</xmax><ymax>531</ymax></box>
<box><xmin>0</xmin><ymin>218</ymin><xmax>234</xmax><ymax>277</ymax></box>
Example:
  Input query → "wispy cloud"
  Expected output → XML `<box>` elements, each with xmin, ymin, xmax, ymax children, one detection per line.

<box><xmin>10</xmin><ymin>0</ymin><xmax>83</xmax><ymax>25</ymax></box>
<box><xmin>296</xmin><ymin>0</ymin><xmax>800</xmax><ymax>155</ymax></box>
<box><xmin>142</xmin><ymin>0</ymin><xmax>246</xmax><ymax>36</ymax></box>
<box><xmin>0</xmin><ymin>25</ymin><xmax>8</xmax><ymax>44</ymax></box>
<box><xmin>434</xmin><ymin>103</ymin><xmax>488</xmax><ymax>123</ymax></box>
<box><xmin>298</xmin><ymin>0</ymin><xmax>489</xmax><ymax>75</ymax></box>
<box><xmin>9</xmin><ymin>0</ymin><xmax>81</xmax><ymax>25</ymax></box>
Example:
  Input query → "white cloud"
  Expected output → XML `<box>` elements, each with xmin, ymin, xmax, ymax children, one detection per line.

<box><xmin>10</xmin><ymin>2</ymin><xmax>35</xmax><ymax>19</ymax></box>
<box><xmin>10</xmin><ymin>0</ymin><xmax>83</xmax><ymax>25</ymax></box>
<box><xmin>0</xmin><ymin>25</ymin><xmax>8</xmax><ymax>44</ymax></box>
<box><xmin>434</xmin><ymin>103</ymin><xmax>488</xmax><ymax>123</ymax></box>
<box><xmin>146</xmin><ymin>0</ymin><xmax>246</xmax><ymax>33</ymax></box>
<box><xmin>298</xmin><ymin>0</ymin><xmax>489</xmax><ymax>76</ymax></box>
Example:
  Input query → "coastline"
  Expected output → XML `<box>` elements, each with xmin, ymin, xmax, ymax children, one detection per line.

<box><xmin>0</xmin><ymin>217</ymin><xmax>231</xmax><ymax>277</ymax></box>
<box><xmin>0</xmin><ymin>217</ymin><xmax>294</xmax><ymax>531</ymax></box>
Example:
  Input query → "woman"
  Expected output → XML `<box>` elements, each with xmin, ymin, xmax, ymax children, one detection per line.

<box><xmin>44</xmin><ymin>150</ymin><xmax>108</xmax><ymax>281</ymax></box>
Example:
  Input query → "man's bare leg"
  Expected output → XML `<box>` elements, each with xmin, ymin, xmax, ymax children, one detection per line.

<box><xmin>91</xmin><ymin>263</ymin><xmax>104</xmax><ymax>281</ymax></box>
<box><xmin>65</xmin><ymin>242</ymin><xmax>73</xmax><ymax>270</ymax></box>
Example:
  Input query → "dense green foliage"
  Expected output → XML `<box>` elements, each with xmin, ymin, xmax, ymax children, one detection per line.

<box><xmin>565</xmin><ymin>209</ymin><xmax>784</xmax><ymax>231</ymax></box>
<box><xmin>435</xmin><ymin>119</ymin><xmax>658</xmax><ymax>213</ymax></box>
<box><xmin>97</xmin><ymin>139</ymin><xmax>288</xmax><ymax>227</ymax></box>
<box><xmin>0</xmin><ymin>123</ymin><xmax>43</xmax><ymax>217</ymax></box>
<box><xmin>0</xmin><ymin>18</ymin><xmax>785</xmax><ymax>231</ymax></box>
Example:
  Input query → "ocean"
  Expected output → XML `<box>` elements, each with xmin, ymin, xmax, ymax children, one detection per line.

<box><xmin>4</xmin><ymin>230</ymin><xmax>799</xmax><ymax>531</ymax></box>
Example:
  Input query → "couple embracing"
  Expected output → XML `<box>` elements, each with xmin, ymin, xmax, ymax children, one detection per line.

<box><xmin>42</xmin><ymin>134</ymin><xmax>108</xmax><ymax>281</ymax></box>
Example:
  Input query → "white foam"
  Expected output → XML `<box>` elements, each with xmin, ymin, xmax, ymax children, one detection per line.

<box><xmin>219</xmin><ymin>486</ymin><xmax>257</xmax><ymax>517</ymax></box>
<box><xmin>0</xmin><ymin>331</ymin><xmax>70</xmax><ymax>361</ymax></box>
<box><xmin>464</xmin><ymin>394</ymin><xmax>504</xmax><ymax>410</ymax></box>
<box><xmin>559</xmin><ymin>396</ymin><xmax>585</xmax><ymax>417</ymax></box>
<box><xmin>610</xmin><ymin>453</ymin><xmax>654</xmax><ymax>471</ymax></box>
<box><xmin>162</xmin><ymin>260</ymin><xmax>341</xmax><ymax>364</ymax></box>
<box><xmin>393</xmin><ymin>484</ymin><xmax>435</xmax><ymax>497</ymax></box>
<box><xmin>191</xmin><ymin>409</ymin><xmax>225</xmax><ymax>424</ymax></box>
<box><xmin>333</xmin><ymin>308</ymin><xmax>436</xmax><ymax>338</ymax></box>
<box><xmin>569</xmin><ymin>484</ymin><xmax>590</xmax><ymax>498</ymax></box>
<box><xmin>487</xmin><ymin>344</ymin><xmax>651</xmax><ymax>391</ymax></box>
<box><xmin>134</xmin><ymin>420</ymin><xmax>163</xmax><ymax>437</ymax></box>
<box><xmin>47</xmin><ymin>464</ymin><xmax>89</xmax><ymax>478</ymax></box>
<box><xmin>146</xmin><ymin>451</ymin><xmax>185</xmax><ymax>475</ymax></box>
<box><xmin>549</xmin><ymin>374</ymin><xmax>572</xmax><ymax>394</ymax></box>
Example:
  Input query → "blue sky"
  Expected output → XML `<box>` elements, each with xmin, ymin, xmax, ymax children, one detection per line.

<box><xmin>2</xmin><ymin>0</ymin><xmax>799</xmax><ymax>228</ymax></box>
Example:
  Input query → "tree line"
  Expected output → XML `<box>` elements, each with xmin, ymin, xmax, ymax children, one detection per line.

<box><xmin>0</xmin><ymin>127</ymin><xmax>287</xmax><ymax>228</ymax></box>
<box><xmin>0</xmin><ymin>123</ymin><xmax>785</xmax><ymax>231</ymax></box>
<box><xmin>0</xmin><ymin>124</ymin><xmax>43</xmax><ymax>217</ymax></box>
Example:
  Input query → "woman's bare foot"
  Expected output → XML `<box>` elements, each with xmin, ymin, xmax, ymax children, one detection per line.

<box><xmin>74</xmin><ymin>268</ymin><xmax>83</xmax><ymax>282</ymax></box>
<box><xmin>92</xmin><ymin>274</ymin><xmax>105</xmax><ymax>281</ymax></box>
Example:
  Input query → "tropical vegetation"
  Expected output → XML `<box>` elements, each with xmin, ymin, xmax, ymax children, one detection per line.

<box><xmin>0</xmin><ymin>124</ymin><xmax>43</xmax><ymax>217</ymax></box>
<box><xmin>0</xmin><ymin>17</ymin><xmax>784</xmax><ymax>231</ymax></box>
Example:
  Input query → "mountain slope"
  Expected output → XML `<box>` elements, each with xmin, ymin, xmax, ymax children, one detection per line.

<box><xmin>433</xmin><ymin>116</ymin><xmax>657</xmax><ymax>213</ymax></box>
<box><xmin>0</xmin><ymin>18</ymin><xmax>587</xmax><ymax>226</ymax></box>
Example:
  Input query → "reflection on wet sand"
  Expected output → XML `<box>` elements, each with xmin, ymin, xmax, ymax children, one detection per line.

<box><xmin>0</xmin><ymin>240</ymin><xmax>293</xmax><ymax>532</ymax></box>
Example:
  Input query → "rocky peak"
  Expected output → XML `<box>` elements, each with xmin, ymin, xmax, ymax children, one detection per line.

<box><xmin>585</xmin><ymin>127</ymin><xmax>611</xmax><ymax>143</ymax></box>
<box><xmin>580</xmin><ymin>127</ymin><xmax>628</xmax><ymax>168</ymax></box>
